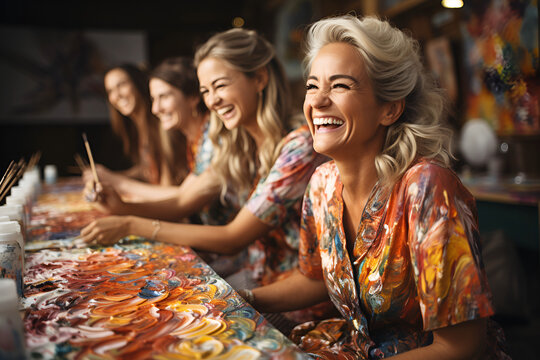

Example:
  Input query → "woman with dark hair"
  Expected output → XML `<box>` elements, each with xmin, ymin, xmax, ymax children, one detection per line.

<box><xmin>85</xmin><ymin>64</ymin><xmax>187</xmax><ymax>200</ymax></box>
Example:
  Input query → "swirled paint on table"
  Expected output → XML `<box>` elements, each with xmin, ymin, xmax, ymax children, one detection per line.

<box><xmin>23</xmin><ymin>181</ymin><xmax>309</xmax><ymax>359</ymax></box>
<box><xmin>24</xmin><ymin>240</ymin><xmax>308</xmax><ymax>359</ymax></box>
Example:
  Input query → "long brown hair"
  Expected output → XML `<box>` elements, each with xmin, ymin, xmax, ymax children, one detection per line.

<box><xmin>151</xmin><ymin>57</ymin><xmax>212</xmax><ymax>182</ymax></box>
<box><xmin>105</xmin><ymin>64</ymin><xmax>176</xmax><ymax>184</ymax></box>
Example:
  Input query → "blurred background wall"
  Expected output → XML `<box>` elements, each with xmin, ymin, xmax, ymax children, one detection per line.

<box><xmin>0</xmin><ymin>0</ymin><xmax>539</xmax><ymax>357</ymax></box>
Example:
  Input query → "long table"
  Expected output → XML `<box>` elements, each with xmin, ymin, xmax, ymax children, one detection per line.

<box><xmin>22</xmin><ymin>179</ymin><xmax>310</xmax><ymax>359</ymax></box>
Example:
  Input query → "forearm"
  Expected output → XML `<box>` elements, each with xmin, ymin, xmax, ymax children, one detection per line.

<box><xmin>119</xmin><ymin>198</ymin><xmax>188</xmax><ymax>222</ymax></box>
<box><xmin>128</xmin><ymin>210</ymin><xmax>264</xmax><ymax>254</ymax></box>
<box><xmin>115</xmin><ymin>178</ymin><xmax>181</xmax><ymax>201</ymax></box>
<box><xmin>115</xmin><ymin>172</ymin><xmax>221</xmax><ymax>221</ymax></box>
<box><xmin>391</xmin><ymin>319</ymin><xmax>487</xmax><ymax>360</ymax></box>
<box><xmin>251</xmin><ymin>271</ymin><xmax>329</xmax><ymax>313</ymax></box>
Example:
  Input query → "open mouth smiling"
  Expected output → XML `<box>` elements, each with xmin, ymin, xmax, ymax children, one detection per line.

<box><xmin>313</xmin><ymin>117</ymin><xmax>344</xmax><ymax>130</ymax></box>
<box><xmin>217</xmin><ymin>105</ymin><xmax>234</xmax><ymax>118</ymax></box>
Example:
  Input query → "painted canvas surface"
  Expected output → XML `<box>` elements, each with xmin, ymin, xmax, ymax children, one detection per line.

<box><xmin>23</xmin><ymin>179</ymin><xmax>308</xmax><ymax>359</ymax></box>
<box><xmin>461</xmin><ymin>0</ymin><xmax>539</xmax><ymax>134</ymax></box>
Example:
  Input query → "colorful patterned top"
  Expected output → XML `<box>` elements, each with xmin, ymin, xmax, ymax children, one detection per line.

<box><xmin>297</xmin><ymin>159</ymin><xmax>502</xmax><ymax>359</ymax></box>
<box><xmin>189</xmin><ymin>120</ymin><xmax>242</xmax><ymax>226</ymax></box>
<box><xmin>187</xmin><ymin>120</ymin><xmax>213</xmax><ymax>176</ymax></box>
<box><xmin>245</xmin><ymin>125</ymin><xmax>328</xmax><ymax>287</ymax></box>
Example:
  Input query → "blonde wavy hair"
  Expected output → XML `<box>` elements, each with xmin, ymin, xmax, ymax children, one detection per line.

<box><xmin>303</xmin><ymin>15</ymin><xmax>454</xmax><ymax>187</ymax></box>
<box><xmin>194</xmin><ymin>28</ymin><xmax>294</xmax><ymax>199</ymax></box>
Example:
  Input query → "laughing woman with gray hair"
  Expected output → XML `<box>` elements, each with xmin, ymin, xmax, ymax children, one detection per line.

<box><xmin>243</xmin><ymin>15</ymin><xmax>509</xmax><ymax>359</ymax></box>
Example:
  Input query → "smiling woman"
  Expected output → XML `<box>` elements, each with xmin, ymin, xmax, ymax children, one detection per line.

<box><xmin>194</xmin><ymin>28</ymin><xmax>299</xmax><ymax>200</ymax></box>
<box><xmin>84</xmin><ymin>64</ymin><xmax>188</xmax><ymax>197</ymax></box>
<box><xmin>304</xmin><ymin>42</ymin><xmax>396</xmax><ymax>163</ymax></box>
<box><xmin>105</xmin><ymin>69</ymin><xmax>139</xmax><ymax>116</ymax></box>
<box><xmin>245</xmin><ymin>15</ymin><xmax>511</xmax><ymax>359</ymax></box>
<box><xmin>103</xmin><ymin>65</ymin><xmax>170</xmax><ymax>185</ymax></box>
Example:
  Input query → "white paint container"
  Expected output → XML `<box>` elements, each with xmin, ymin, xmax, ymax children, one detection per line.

<box><xmin>0</xmin><ymin>223</ymin><xmax>24</xmax><ymax>298</ymax></box>
<box><xmin>0</xmin><ymin>279</ymin><xmax>27</xmax><ymax>359</ymax></box>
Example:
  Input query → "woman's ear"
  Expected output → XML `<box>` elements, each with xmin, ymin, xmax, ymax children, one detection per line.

<box><xmin>380</xmin><ymin>99</ymin><xmax>405</xmax><ymax>126</ymax></box>
<box><xmin>255</xmin><ymin>67</ymin><xmax>269</xmax><ymax>93</ymax></box>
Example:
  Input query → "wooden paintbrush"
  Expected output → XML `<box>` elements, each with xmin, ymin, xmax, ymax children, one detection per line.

<box><xmin>0</xmin><ymin>159</ymin><xmax>26</xmax><ymax>203</ymax></box>
<box><xmin>82</xmin><ymin>133</ymin><xmax>100</xmax><ymax>186</ymax></box>
<box><xmin>0</xmin><ymin>161</ymin><xmax>15</xmax><ymax>189</ymax></box>
<box><xmin>27</xmin><ymin>151</ymin><xmax>42</xmax><ymax>170</ymax></box>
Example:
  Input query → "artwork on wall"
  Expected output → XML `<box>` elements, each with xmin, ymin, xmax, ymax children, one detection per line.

<box><xmin>380</xmin><ymin>0</ymin><xmax>407</xmax><ymax>12</ymax></box>
<box><xmin>0</xmin><ymin>27</ymin><xmax>147</xmax><ymax>123</ymax></box>
<box><xmin>461</xmin><ymin>0</ymin><xmax>539</xmax><ymax>135</ymax></box>
<box><xmin>425</xmin><ymin>37</ymin><xmax>458</xmax><ymax>104</ymax></box>
<box><xmin>275</xmin><ymin>0</ymin><xmax>320</xmax><ymax>80</ymax></box>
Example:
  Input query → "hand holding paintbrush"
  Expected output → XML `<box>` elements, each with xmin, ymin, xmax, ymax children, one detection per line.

<box><xmin>79</xmin><ymin>134</ymin><xmax>126</xmax><ymax>214</ymax></box>
<box><xmin>82</xmin><ymin>133</ymin><xmax>102</xmax><ymax>202</ymax></box>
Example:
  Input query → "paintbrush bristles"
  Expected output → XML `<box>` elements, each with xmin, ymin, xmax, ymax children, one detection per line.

<box><xmin>82</xmin><ymin>133</ymin><xmax>100</xmax><ymax>185</ymax></box>
<box><xmin>74</xmin><ymin>153</ymin><xmax>89</xmax><ymax>173</ymax></box>
<box><xmin>0</xmin><ymin>160</ymin><xmax>15</xmax><ymax>187</ymax></box>
<box><xmin>0</xmin><ymin>159</ymin><xmax>27</xmax><ymax>203</ymax></box>
<box><xmin>27</xmin><ymin>151</ymin><xmax>42</xmax><ymax>170</ymax></box>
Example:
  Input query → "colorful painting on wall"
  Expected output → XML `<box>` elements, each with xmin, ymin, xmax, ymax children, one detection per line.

<box><xmin>0</xmin><ymin>27</ymin><xmax>147</xmax><ymax>124</ymax></box>
<box><xmin>425</xmin><ymin>37</ymin><xmax>459</xmax><ymax>105</ymax></box>
<box><xmin>461</xmin><ymin>0</ymin><xmax>539</xmax><ymax>134</ymax></box>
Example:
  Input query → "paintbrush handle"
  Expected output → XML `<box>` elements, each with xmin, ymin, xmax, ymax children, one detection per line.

<box><xmin>82</xmin><ymin>133</ymin><xmax>100</xmax><ymax>185</ymax></box>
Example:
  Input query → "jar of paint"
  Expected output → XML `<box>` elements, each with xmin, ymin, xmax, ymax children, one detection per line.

<box><xmin>0</xmin><ymin>279</ymin><xmax>27</xmax><ymax>360</ymax></box>
<box><xmin>0</xmin><ymin>205</ymin><xmax>27</xmax><ymax>244</ymax></box>
<box><xmin>0</xmin><ymin>222</ymin><xmax>24</xmax><ymax>298</ymax></box>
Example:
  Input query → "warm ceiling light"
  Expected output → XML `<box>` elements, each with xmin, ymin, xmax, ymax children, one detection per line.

<box><xmin>232</xmin><ymin>17</ymin><xmax>245</xmax><ymax>28</ymax></box>
<box><xmin>442</xmin><ymin>0</ymin><xmax>463</xmax><ymax>8</ymax></box>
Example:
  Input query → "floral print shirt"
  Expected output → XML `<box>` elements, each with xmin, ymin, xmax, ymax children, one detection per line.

<box><xmin>188</xmin><ymin>120</ymin><xmax>213</xmax><ymax>176</ymax></box>
<box><xmin>297</xmin><ymin>160</ymin><xmax>499</xmax><ymax>358</ymax></box>
<box><xmin>190</xmin><ymin>120</ymin><xmax>242</xmax><ymax>226</ymax></box>
<box><xmin>246</xmin><ymin>125</ymin><xmax>328</xmax><ymax>286</ymax></box>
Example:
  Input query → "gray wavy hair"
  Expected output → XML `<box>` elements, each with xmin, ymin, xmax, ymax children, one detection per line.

<box><xmin>304</xmin><ymin>15</ymin><xmax>454</xmax><ymax>186</ymax></box>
